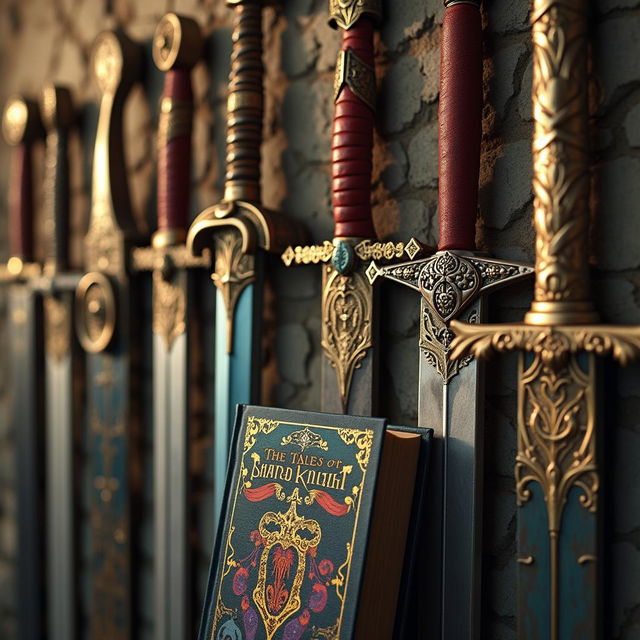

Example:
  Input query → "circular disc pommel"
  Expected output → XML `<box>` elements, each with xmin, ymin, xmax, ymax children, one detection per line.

<box><xmin>40</xmin><ymin>84</ymin><xmax>74</xmax><ymax>133</ymax></box>
<box><xmin>328</xmin><ymin>0</ymin><xmax>381</xmax><ymax>30</ymax></box>
<box><xmin>2</xmin><ymin>96</ymin><xmax>43</xmax><ymax>146</ymax></box>
<box><xmin>90</xmin><ymin>29</ymin><xmax>140</xmax><ymax>97</ymax></box>
<box><xmin>153</xmin><ymin>13</ymin><xmax>202</xmax><ymax>72</ymax></box>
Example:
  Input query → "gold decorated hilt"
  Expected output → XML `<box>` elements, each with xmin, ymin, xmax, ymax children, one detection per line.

<box><xmin>448</xmin><ymin>2</ymin><xmax>640</xmax><ymax>638</ymax></box>
<box><xmin>187</xmin><ymin>1</ymin><xmax>305</xmax><ymax>354</ymax></box>
<box><xmin>75</xmin><ymin>30</ymin><xmax>141</xmax><ymax>355</ymax></box>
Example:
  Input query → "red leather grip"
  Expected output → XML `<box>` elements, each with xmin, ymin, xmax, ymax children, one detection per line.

<box><xmin>438</xmin><ymin>3</ymin><xmax>482</xmax><ymax>251</ymax></box>
<box><xmin>157</xmin><ymin>69</ymin><xmax>193</xmax><ymax>233</ymax></box>
<box><xmin>332</xmin><ymin>18</ymin><xmax>375</xmax><ymax>239</ymax></box>
<box><xmin>9</xmin><ymin>143</ymin><xmax>34</xmax><ymax>260</ymax></box>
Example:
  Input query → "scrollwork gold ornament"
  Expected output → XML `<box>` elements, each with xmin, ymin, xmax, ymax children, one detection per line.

<box><xmin>212</xmin><ymin>229</ymin><xmax>256</xmax><ymax>353</ymax></box>
<box><xmin>321</xmin><ymin>266</ymin><xmax>372</xmax><ymax>412</ymax></box>
<box><xmin>328</xmin><ymin>0</ymin><xmax>382</xmax><ymax>30</ymax></box>
<box><xmin>152</xmin><ymin>270</ymin><xmax>186</xmax><ymax>349</ymax></box>
<box><xmin>44</xmin><ymin>295</ymin><xmax>71</xmax><ymax>361</ymax></box>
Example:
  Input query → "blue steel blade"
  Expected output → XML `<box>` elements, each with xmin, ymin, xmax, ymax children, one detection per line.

<box><xmin>213</xmin><ymin>283</ymin><xmax>255</xmax><ymax>526</ymax></box>
<box><xmin>10</xmin><ymin>284</ymin><xmax>43</xmax><ymax>640</ymax></box>
<box><xmin>45</xmin><ymin>324</ymin><xmax>75</xmax><ymax>640</ymax></box>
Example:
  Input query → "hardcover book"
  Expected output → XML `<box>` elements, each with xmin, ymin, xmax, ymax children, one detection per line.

<box><xmin>198</xmin><ymin>405</ymin><xmax>429</xmax><ymax>640</ymax></box>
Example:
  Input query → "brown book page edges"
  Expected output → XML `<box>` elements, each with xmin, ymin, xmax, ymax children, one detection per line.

<box><xmin>354</xmin><ymin>430</ymin><xmax>422</xmax><ymax>639</ymax></box>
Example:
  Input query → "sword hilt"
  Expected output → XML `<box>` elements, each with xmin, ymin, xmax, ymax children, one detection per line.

<box><xmin>224</xmin><ymin>0</ymin><xmax>264</xmax><ymax>204</ymax></box>
<box><xmin>40</xmin><ymin>84</ymin><xmax>73</xmax><ymax>275</ymax></box>
<box><xmin>153</xmin><ymin>13</ymin><xmax>202</xmax><ymax>248</ymax></box>
<box><xmin>330</xmin><ymin>2</ymin><xmax>380</xmax><ymax>240</ymax></box>
<box><xmin>438</xmin><ymin>0</ymin><xmax>482</xmax><ymax>252</ymax></box>
<box><xmin>87</xmin><ymin>28</ymin><xmax>141</xmax><ymax>269</ymax></box>
<box><xmin>2</xmin><ymin>95</ymin><xmax>43</xmax><ymax>266</ymax></box>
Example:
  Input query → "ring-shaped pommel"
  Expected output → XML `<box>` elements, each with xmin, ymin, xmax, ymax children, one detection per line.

<box><xmin>153</xmin><ymin>13</ymin><xmax>202</xmax><ymax>71</ymax></box>
<box><xmin>40</xmin><ymin>84</ymin><xmax>74</xmax><ymax>133</ymax></box>
<box><xmin>90</xmin><ymin>30</ymin><xmax>140</xmax><ymax>97</ymax></box>
<box><xmin>2</xmin><ymin>96</ymin><xmax>43</xmax><ymax>146</ymax></box>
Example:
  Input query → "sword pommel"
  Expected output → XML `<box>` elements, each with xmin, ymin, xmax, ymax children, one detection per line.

<box><xmin>41</xmin><ymin>84</ymin><xmax>73</xmax><ymax>275</ymax></box>
<box><xmin>2</xmin><ymin>95</ymin><xmax>43</xmax><ymax>264</ymax></box>
<box><xmin>328</xmin><ymin>0</ymin><xmax>381</xmax><ymax>30</ymax></box>
<box><xmin>153</xmin><ymin>13</ymin><xmax>202</xmax><ymax>247</ymax></box>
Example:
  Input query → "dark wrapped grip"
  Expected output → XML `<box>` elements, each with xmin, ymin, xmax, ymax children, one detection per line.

<box><xmin>332</xmin><ymin>18</ymin><xmax>376</xmax><ymax>239</ymax></box>
<box><xmin>438</xmin><ymin>3</ymin><xmax>482</xmax><ymax>251</ymax></box>
<box><xmin>224</xmin><ymin>2</ymin><xmax>263</xmax><ymax>203</ymax></box>
<box><xmin>157</xmin><ymin>69</ymin><xmax>194</xmax><ymax>233</ymax></box>
<box><xmin>9</xmin><ymin>143</ymin><xmax>35</xmax><ymax>261</ymax></box>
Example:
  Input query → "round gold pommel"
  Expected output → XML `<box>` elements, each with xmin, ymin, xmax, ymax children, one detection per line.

<box><xmin>153</xmin><ymin>13</ymin><xmax>202</xmax><ymax>72</ymax></box>
<box><xmin>40</xmin><ymin>84</ymin><xmax>74</xmax><ymax>133</ymax></box>
<box><xmin>2</xmin><ymin>95</ymin><xmax>42</xmax><ymax>146</ymax></box>
<box><xmin>75</xmin><ymin>272</ymin><xmax>117</xmax><ymax>353</ymax></box>
<box><xmin>90</xmin><ymin>30</ymin><xmax>140</xmax><ymax>96</ymax></box>
<box><xmin>328</xmin><ymin>0</ymin><xmax>382</xmax><ymax>30</ymax></box>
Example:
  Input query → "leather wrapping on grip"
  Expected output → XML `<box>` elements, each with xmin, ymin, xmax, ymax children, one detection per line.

<box><xmin>224</xmin><ymin>2</ymin><xmax>263</xmax><ymax>202</ymax></box>
<box><xmin>332</xmin><ymin>18</ymin><xmax>375</xmax><ymax>239</ymax></box>
<box><xmin>9</xmin><ymin>143</ymin><xmax>34</xmax><ymax>260</ymax></box>
<box><xmin>157</xmin><ymin>69</ymin><xmax>193</xmax><ymax>233</ymax></box>
<box><xmin>438</xmin><ymin>3</ymin><xmax>482</xmax><ymax>251</ymax></box>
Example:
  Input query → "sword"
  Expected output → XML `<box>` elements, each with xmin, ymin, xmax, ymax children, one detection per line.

<box><xmin>281</xmin><ymin>0</ymin><xmax>425</xmax><ymax>415</ymax></box>
<box><xmin>1</xmin><ymin>95</ymin><xmax>44</xmax><ymax>640</ymax></box>
<box><xmin>366</xmin><ymin>2</ymin><xmax>533</xmax><ymax>637</ymax></box>
<box><xmin>37</xmin><ymin>84</ymin><xmax>80</xmax><ymax>640</ymax></box>
<box><xmin>187</xmin><ymin>0</ymin><xmax>304</xmax><ymax>524</ymax></box>
<box><xmin>130</xmin><ymin>13</ymin><xmax>208</xmax><ymax>640</ymax></box>
<box><xmin>450</xmin><ymin>1</ymin><xmax>640</xmax><ymax>638</ymax></box>
<box><xmin>75</xmin><ymin>30</ymin><xmax>142</xmax><ymax>640</ymax></box>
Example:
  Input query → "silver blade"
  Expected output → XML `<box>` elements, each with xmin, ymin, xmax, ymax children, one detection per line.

<box><xmin>154</xmin><ymin>330</ymin><xmax>189</xmax><ymax>640</ymax></box>
<box><xmin>44</xmin><ymin>291</ymin><xmax>76</xmax><ymax>640</ymax></box>
<box><xmin>418</xmin><ymin>296</ymin><xmax>485</xmax><ymax>640</ymax></box>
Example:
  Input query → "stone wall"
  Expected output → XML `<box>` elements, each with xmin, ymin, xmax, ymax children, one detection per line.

<box><xmin>1</xmin><ymin>0</ymin><xmax>640</xmax><ymax>638</ymax></box>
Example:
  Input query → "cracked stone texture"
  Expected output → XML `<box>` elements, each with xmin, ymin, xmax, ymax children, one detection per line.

<box><xmin>0</xmin><ymin>0</ymin><xmax>639</xmax><ymax>639</ymax></box>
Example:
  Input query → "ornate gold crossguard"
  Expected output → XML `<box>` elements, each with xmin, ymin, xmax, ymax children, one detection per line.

<box><xmin>450</xmin><ymin>0</ymin><xmax>640</xmax><ymax>637</ymax></box>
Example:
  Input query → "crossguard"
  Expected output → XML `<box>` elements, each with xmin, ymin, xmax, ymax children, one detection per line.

<box><xmin>281</xmin><ymin>237</ymin><xmax>426</xmax><ymax>271</ymax></box>
<box><xmin>367</xmin><ymin>251</ymin><xmax>533</xmax><ymax>323</ymax></box>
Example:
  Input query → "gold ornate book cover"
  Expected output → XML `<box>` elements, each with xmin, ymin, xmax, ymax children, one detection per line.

<box><xmin>198</xmin><ymin>405</ymin><xmax>393</xmax><ymax>640</ymax></box>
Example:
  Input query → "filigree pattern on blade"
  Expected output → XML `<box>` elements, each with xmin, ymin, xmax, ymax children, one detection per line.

<box><xmin>531</xmin><ymin>0</ymin><xmax>591</xmax><ymax>306</ymax></box>
<box><xmin>152</xmin><ymin>271</ymin><xmax>185</xmax><ymax>349</ymax></box>
<box><xmin>420</xmin><ymin>303</ymin><xmax>478</xmax><ymax>383</ymax></box>
<box><xmin>322</xmin><ymin>268</ymin><xmax>372</xmax><ymax>412</ymax></box>
<box><xmin>516</xmin><ymin>352</ymin><xmax>597</xmax><ymax>531</ymax></box>
<box><xmin>212</xmin><ymin>229</ymin><xmax>256</xmax><ymax>354</ymax></box>
<box><xmin>44</xmin><ymin>295</ymin><xmax>70</xmax><ymax>361</ymax></box>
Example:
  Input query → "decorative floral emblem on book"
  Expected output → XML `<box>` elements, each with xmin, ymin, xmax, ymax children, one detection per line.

<box><xmin>281</xmin><ymin>428</ymin><xmax>329</xmax><ymax>453</ymax></box>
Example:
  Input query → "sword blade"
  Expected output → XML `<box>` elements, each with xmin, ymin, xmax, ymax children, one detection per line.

<box><xmin>418</xmin><ymin>296</ymin><xmax>484</xmax><ymax>639</ymax></box>
<box><xmin>153</xmin><ymin>327</ymin><xmax>188</xmax><ymax>640</ymax></box>
<box><xmin>213</xmin><ymin>279</ymin><xmax>260</xmax><ymax>522</ymax></box>
<box><xmin>9</xmin><ymin>283</ymin><xmax>43</xmax><ymax>640</ymax></box>
<box><xmin>44</xmin><ymin>290</ymin><xmax>76</xmax><ymax>640</ymax></box>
